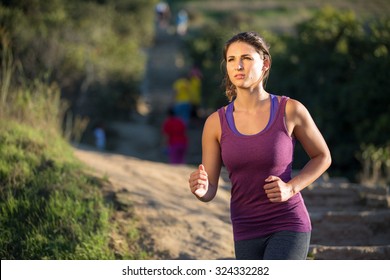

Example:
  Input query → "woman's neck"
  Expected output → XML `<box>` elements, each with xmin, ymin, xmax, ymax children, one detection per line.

<box><xmin>234</xmin><ymin>86</ymin><xmax>269</xmax><ymax>111</ymax></box>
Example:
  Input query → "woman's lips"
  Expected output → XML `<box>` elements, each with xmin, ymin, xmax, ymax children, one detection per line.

<box><xmin>234</xmin><ymin>74</ymin><xmax>245</xmax><ymax>79</ymax></box>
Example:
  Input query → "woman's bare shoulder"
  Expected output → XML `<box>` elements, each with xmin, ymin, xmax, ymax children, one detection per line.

<box><xmin>286</xmin><ymin>97</ymin><xmax>308</xmax><ymax>115</ymax></box>
<box><xmin>203</xmin><ymin>108</ymin><xmax>224</xmax><ymax>135</ymax></box>
<box><xmin>206</xmin><ymin>107</ymin><xmax>226</xmax><ymax>124</ymax></box>
<box><xmin>285</xmin><ymin>97</ymin><xmax>314</xmax><ymax>129</ymax></box>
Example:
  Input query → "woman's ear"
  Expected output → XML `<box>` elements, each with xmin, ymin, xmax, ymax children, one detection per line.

<box><xmin>262</xmin><ymin>58</ymin><xmax>270</xmax><ymax>71</ymax></box>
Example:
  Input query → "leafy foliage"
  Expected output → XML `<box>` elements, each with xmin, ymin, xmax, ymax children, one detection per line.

<box><xmin>272</xmin><ymin>7</ymin><xmax>390</xmax><ymax>180</ymax></box>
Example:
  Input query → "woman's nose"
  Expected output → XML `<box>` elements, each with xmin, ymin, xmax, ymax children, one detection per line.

<box><xmin>236</xmin><ymin>61</ymin><xmax>243</xmax><ymax>70</ymax></box>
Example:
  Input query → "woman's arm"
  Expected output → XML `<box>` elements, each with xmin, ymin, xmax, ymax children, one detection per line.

<box><xmin>287</xmin><ymin>99</ymin><xmax>332</xmax><ymax>193</ymax></box>
<box><xmin>188</xmin><ymin>111</ymin><xmax>222</xmax><ymax>202</ymax></box>
<box><xmin>264</xmin><ymin>99</ymin><xmax>331</xmax><ymax>202</ymax></box>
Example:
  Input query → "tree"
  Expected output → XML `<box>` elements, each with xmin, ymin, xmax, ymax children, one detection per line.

<box><xmin>0</xmin><ymin>0</ymin><xmax>157</xmax><ymax>120</ymax></box>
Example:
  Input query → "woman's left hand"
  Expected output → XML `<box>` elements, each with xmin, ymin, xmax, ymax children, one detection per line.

<box><xmin>263</xmin><ymin>176</ymin><xmax>294</xmax><ymax>202</ymax></box>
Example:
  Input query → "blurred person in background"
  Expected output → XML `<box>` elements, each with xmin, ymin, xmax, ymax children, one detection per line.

<box><xmin>162</xmin><ymin>107</ymin><xmax>188</xmax><ymax>164</ymax></box>
<box><xmin>155</xmin><ymin>1</ymin><xmax>170</xmax><ymax>29</ymax></box>
<box><xmin>93</xmin><ymin>121</ymin><xmax>106</xmax><ymax>150</ymax></box>
<box><xmin>172</xmin><ymin>74</ymin><xmax>191</xmax><ymax>125</ymax></box>
<box><xmin>176</xmin><ymin>9</ymin><xmax>188</xmax><ymax>36</ymax></box>
<box><xmin>188</xmin><ymin>66</ymin><xmax>203</xmax><ymax>125</ymax></box>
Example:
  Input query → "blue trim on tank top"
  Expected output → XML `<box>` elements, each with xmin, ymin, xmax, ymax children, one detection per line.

<box><xmin>226</xmin><ymin>94</ymin><xmax>279</xmax><ymax>136</ymax></box>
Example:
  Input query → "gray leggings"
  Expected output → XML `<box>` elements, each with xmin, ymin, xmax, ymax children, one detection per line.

<box><xmin>234</xmin><ymin>231</ymin><xmax>311</xmax><ymax>260</ymax></box>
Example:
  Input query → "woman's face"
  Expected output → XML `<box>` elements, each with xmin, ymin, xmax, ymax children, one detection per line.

<box><xmin>226</xmin><ymin>41</ymin><xmax>267</xmax><ymax>90</ymax></box>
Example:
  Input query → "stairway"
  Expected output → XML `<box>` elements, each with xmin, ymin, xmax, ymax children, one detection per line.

<box><xmin>302</xmin><ymin>180</ymin><xmax>390</xmax><ymax>259</ymax></box>
<box><xmin>140</xmin><ymin>25</ymin><xmax>187</xmax><ymax>122</ymax></box>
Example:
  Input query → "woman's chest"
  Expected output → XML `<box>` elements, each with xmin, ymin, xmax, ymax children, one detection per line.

<box><xmin>221</xmin><ymin>131</ymin><xmax>294</xmax><ymax>173</ymax></box>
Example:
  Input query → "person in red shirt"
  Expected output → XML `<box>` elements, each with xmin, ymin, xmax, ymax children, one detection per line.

<box><xmin>162</xmin><ymin>107</ymin><xmax>188</xmax><ymax>164</ymax></box>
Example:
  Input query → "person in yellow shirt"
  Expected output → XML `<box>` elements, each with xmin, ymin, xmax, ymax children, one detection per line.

<box><xmin>188</xmin><ymin>67</ymin><xmax>202</xmax><ymax>122</ymax></box>
<box><xmin>172</xmin><ymin>76</ymin><xmax>191</xmax><ymax>125</ymax></box>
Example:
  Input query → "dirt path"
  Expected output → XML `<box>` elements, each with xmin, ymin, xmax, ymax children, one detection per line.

<box><xmin>73</xmin><ymin>146</ymin><xmax>234</xmax><ymax>259</ymax></box>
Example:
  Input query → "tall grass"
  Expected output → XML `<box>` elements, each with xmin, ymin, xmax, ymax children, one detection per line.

<box><xmin>1</xmin><ymin>28</ymin><xmax>13</xmax><ymax>108</ymax></box>
<box><xmin>0</xmin><ymin>32</ymin><xmax>64</xmax><ymax>131</ymax></box>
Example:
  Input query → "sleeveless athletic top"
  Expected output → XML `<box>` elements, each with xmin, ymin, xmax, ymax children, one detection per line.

<box><xmin>217</xmin><ymin>95</ymin><xmax>311</xmax><ymax>241</ymax></box>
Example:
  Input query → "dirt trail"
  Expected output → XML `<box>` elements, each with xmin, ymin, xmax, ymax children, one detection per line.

<box><xmin>73</xmin><ymin>146</ymin><xmax>234</xmax><ymax>259</ymax></box>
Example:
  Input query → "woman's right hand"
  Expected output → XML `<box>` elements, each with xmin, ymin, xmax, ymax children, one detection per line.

<box><xmin>188</xmin><ymin>164</ymin><xmax>209</xmax><ymax>198</ymax></box>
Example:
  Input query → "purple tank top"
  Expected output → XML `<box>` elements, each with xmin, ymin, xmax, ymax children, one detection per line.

<box><xmin>218</xmin><ymin>95</ymin><xmax>311</xmax><ymax>241</ymax></box>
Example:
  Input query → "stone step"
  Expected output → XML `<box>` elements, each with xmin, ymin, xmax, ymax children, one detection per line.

<box><xmin>309</xmin><ymin>244</ymin><xmax>390</xmax><ymax>260</ymax></box>
<box><xmin>302</xmin><ymin>182</ymin><xmax>389</xmax><ymax>210</ymax></box>
<box><xmin>310</xmin><ymin>210</ymin><xmax>390</xmax><ymax>246</ymax></box>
